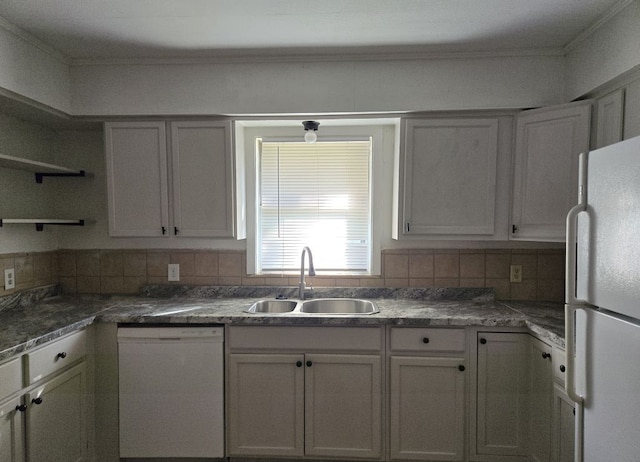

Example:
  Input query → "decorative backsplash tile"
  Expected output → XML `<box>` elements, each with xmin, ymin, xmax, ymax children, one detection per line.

<box><xmin>0</xmin><ymin>247</ymin><xmax>565</xmax><ymax>301</ymax></box>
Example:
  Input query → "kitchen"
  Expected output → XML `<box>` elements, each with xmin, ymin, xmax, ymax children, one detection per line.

<box><xmin>1</xmin><ymin>1</ymin><xmax>640</xmax><ymax>461</ymax></box>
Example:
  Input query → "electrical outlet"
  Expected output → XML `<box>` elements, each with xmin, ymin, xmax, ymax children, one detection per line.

<box><xmin>4</xmin><ymin>268</ymin><xmax>15</xmax><ymax>290</ymax></box>
<box><xmin>510</xmin><ymin>265</ymin><xmax>523</xmax><ymax>283</ymax></box>
<box><xmin>168</xmin><ymin>264</ymin><xmax>180</xmax><ymax>282</ymax></box>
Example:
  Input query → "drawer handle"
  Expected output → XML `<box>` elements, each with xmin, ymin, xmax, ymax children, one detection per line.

<box><xmin>480</xmin><ymin>338</ymin><xmax>487</xmax><ymax>344</ymax></box>
<box><xmin>56</xmin><ymin>352</ymin><xmax>67</xmax><ymax>360</ymax></box>
<box><xmin>306</xmin><ymin>360</ymin><xmax>313</xmax><ymax>367</ymax></box>
<box><xmin>15</xmin><ymin>404</ymin><xmax>27</xmax><ymax>412</ymax></box>
<box><xmin>32</xmin><ymin>397</ymin><xmax>43</xmax><ymax>405</ymax></box>
<box><xmin>296</xmin><ymin>361</ymin><xmax>303</xmax><ymax>367</ymax></box>
<box><xmin>560</xmin><ymin>365</ymin><xmax>566</xmax><ymax>373</ymax></box>
<box><xmin>422</xmin><ymin>337</ymin><xmax>430</xmax><ymax>344</ymax></box>
<box><xmin>542</xmin><ymin>352</ymin><xmax>551</xmax><ymax>360</ymax></box>
<box><xmin>458</xmin><ymin>365</ymin><xmax>465</xmax><ymax>372</ymax></box>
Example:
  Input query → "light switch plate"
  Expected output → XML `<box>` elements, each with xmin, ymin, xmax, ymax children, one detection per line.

<box><xmin>4</xmin><ymin>268</ymin><xmax>15</xmax><ymax>290</ymax></box>
<box><xmin>168</xmin><ymin>264</ymin><xmax>180</xmax><ymax>282</ymax></box>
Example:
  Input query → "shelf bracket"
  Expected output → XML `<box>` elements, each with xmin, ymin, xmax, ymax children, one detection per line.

<box><xmin>33</xmin><ymin>220</ymin><xmax>85</xmax><ymax>231</ymax></box>
<box><xmin>35</xmin><ymin>170</ymin><xmax>86</xmax><ymax>184</ymax></box>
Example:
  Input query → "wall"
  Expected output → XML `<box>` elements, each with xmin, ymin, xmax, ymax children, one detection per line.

<box><xmin>69</xmin><ymin>55</ymin><xmax>566</xmax><ymax>116</ymax></box>
<box><xmin>0</xmin><ymin>113</ymin><xmax>61</xmax><ymax>253</ymax></box>
<box><xmin>0</xmin><ymin>20</ymin><xmax>71</xmax><ymax>113</ymax></box>
<box><xmin>565</xmin><ymin>0</ymin><xmax>640</xmax><ymax>100</ymax></box>
<box><xmin>0</xmin><ymin>248</ymin><xmax>565</xmax><ymax>301</ymax></box>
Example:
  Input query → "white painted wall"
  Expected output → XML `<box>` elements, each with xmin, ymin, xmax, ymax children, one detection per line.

<box><xmin>565</xmin><ymin>0</ymin><xmax>640</xmax><ymax>100</ymax></box>
<box><xmin>0</xmin><ymin>114</ymin><xmax>60</xmax><ymax>253</ymax></box>
<box><xmin>0</xmin><ymin>22</ymin><xmax>71</xmax><ymax>113</ymax></box>
<box><xmin>70</xmin><ymin>55</ymin><xmax>565</xmax><ymax>116</ymax></box>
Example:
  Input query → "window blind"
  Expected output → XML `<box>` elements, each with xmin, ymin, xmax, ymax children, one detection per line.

<box><xmin>258</xmin><ymin>140</ymin><xmax>372</xmax><ymax>273</ymax></box>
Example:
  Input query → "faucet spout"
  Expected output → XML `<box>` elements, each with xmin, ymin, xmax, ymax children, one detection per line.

<box><xmin>299</xmin><ymin>246</ymin><xmax>316</xmax><ymax>299</ymax></box>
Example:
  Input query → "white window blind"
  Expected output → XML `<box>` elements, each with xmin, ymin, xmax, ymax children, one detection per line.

<box><xmin>258</xmin><ymin>140</ymin><xmax>372</xmax><ymax>273</ymax></box>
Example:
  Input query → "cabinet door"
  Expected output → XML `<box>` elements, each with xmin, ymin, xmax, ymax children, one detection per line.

<box><xmin>475</xmin><ymin>333</ymin><xmax>529</xmax><ymax>459</ymax></box>
<box><xmin>401</xmin><ymin>118</ymin><xmax>499</xmax><ymax>236</ymax></box>
<box><xmin>529</xmin><ymin>338</ymin><xmax>553</xmax><ymax>462</ymax></box>
<box><xmin>595</xmin><ymin>89</ymin><xmax>624</xmax><ymax>148</ymax></box>
<box><xmin>227</xmin><ymin>354</ymin><xmax>304</xmax><ymax>457</ymax></box>
<box><xmin>105</xmin><ymin>121</ymin><xmax>169</xmax><ymax>237</ymax></box>
<box><xmin>551</xmin><ymin>384</ymin><xmax>575</xmax><ymax>462</ymax></box>
<box><xmin>390</xmin><ymin>356</ymin><xmax>466</xmax><ymax>461</ymax></box>
<box><xmin>511</xmin><ymin>101</ymin><xmax>591</xmax><ymax>241</ymax></box>
<box><xmin>26</xmin><ymin>363</ymin><xmax>86</xmax><ymax>462</ymax></box>
<box><xmin>170</xmin><ymin>121</ymin><xmax>234</xmax><ymax>237</ymax></box>
<box><xmin>305</xmin><ymin>354</ymin><xmax>382</xmax><ymax>459</ymax></box>
<box><xmin>0</xmin><ymin>396</ymin><xmax>25</xmax><ymax>462</ymax></box>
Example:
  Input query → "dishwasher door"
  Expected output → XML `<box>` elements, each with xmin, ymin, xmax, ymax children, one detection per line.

<box><xmin>117</xmin><ymin>326</ymin><xmax>224</xmax><ymax>458</ymax></box>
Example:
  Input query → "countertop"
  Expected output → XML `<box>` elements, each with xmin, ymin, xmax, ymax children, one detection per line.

<box><xmin>0</xmin><ymin>285</ymin><xmax>566</xmax><ymax>362</ymax></box>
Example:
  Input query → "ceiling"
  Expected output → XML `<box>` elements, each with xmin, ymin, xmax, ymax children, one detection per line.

<box><xmin>0</xmin><ymin>0</ymin><xmax>625</xmax><ymax>61</ymax></box>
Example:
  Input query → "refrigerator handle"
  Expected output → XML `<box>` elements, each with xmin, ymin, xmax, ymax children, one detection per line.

<box><xmin>565</xmin><ymin>152</ymin><xmax>588</xmax><ymax>305</ymax></box>
<box><xmin>564</xmin><ymin>304</ymin><xmax>584</xmax><ymax>404</ymax></box>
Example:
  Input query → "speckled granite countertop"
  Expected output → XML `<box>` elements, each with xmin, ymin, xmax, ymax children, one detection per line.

<box><xmin>0</xmin><ymin>285</ymin><xmax>566</xmax><ymax>362</ymax></box>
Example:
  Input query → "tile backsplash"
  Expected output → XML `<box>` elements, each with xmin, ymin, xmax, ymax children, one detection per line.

<box><xmin>0</xmin><ymin>248</ymin><xmax>565</xmax><ymax>301</ymax></box>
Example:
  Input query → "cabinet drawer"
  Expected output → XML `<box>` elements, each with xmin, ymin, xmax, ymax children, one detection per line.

<box><xmin>25</xmin><ymin>330</ymin><xmax>87</xmax><ymax>385</ymax></box>
<box><xmin>228</xmin><ymin>326</ymin><xmax>382</xmax><ymax>352</ymax></box>
<box><xmin>552</xmin><ymin>346</ymin><xmax>567</xmax><ymax>385</ymax></box>
<box><xmin>0</xmin><ymin>357</ymin><xmax>22</xmax><ymax>399</ymax></box>
<box><xmin>390</xmin><ymin>327</ymin><xmax>466</xmax><ymax>353</ymax></box>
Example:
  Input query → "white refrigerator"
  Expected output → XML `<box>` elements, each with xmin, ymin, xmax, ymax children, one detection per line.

<box><xmin>565</xmin><ymin>135</ymin><xmax>640</xmax><ymax>462</ymax></box>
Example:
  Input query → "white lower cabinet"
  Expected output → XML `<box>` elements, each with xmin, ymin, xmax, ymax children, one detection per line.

<box><xmin>390</xmin><ymin>356</ymin><xmax>466</xmax><ymax>461</ymax></box>
<box><xmin>528</xmin><ymin>338</ymin><xmax>553</xmax><ymax>462</ymax></box>
<box><xmin>0</xmin><ymin>331</ymin><xmax>88</xmax><ymax>462</ymax></box>
<box><xmin>551</xmin><ymin>384</ymin><xmax>575</xmax><ymax>462</ymax></box>
<box><xmin>26</xmin><ymin>363</ymin><xmax>87</xmax><ymax>462</ymax></box>
<box><xmin>0</xmin><ymin>395</ymin><xmax>25</xmax><ymax>462</ymax></box>
<box><xmin>227</xmin><ymin>326</ymin><xmax>384</xmax><ymax>460</ymax></box>
<box><xmin>473</xmin><ymin>332</ymin><xmax>529</xmax><ymax>462</ymax></box>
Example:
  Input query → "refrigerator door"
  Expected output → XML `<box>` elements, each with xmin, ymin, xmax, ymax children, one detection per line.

<box><xmin>576</xmin><ymin>308</ymin><xmax>640</xmax><ymax>462</ymax></box>
<box><xmin>576</xmin><ymin>136</ymin><xmax>640</xmax><ymax>319</ymax></box>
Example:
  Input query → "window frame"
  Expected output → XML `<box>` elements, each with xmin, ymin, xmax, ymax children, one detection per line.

<box><xmin>238</xmin><ymin>120</ymin><xmax>400</xmax><ymax>277</ymax></box>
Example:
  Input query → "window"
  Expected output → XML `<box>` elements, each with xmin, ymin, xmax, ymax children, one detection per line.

<box><xmin>257</xmin><ymin>139</ymin><xmax>372</xmax><ymax>274</ymax></box>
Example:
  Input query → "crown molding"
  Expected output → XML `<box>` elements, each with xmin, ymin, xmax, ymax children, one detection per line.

<box><xmin>0</xmin><ymin>15</ymin><xmax>71</xmax><ymax>65</ymax></box>
<box><xmin>69</xmin><ymin>47</ymin><xmax>565</xmax><ymax>67</ymax></box>
<box><xmin>564</xmin><ymin>0</ymin><xmax>636</xmax><ymax>53</ymax></box>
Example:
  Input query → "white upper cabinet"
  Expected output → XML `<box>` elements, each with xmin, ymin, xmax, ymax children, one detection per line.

<box><xmin>170</xmin><ymin>121</ymin><xmax>234</xmax><ymax>237</ymax></box>
<box><xmin>595</xmin><ymin>89</ymin><xmax>624</xmax><ymax>148</ymax></box>
<box><xmin>398</xmin><ymin>118</ymin><xmax>501</xmax><ymax>239</ymax></box>
<box><xmin>511</xmin><ymin>101</ymin><xmax>592</xmax><ymax>242</ymax></box>
<box><xmin>105</xmin><ymin>120</ymin><xmax>235</xmax><ymax>238</ymax></box>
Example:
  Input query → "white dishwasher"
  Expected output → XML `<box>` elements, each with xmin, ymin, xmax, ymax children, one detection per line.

<box><xmin>117</xmin><ymin>326</ymin><xmax>224</xmax><ymax>458</ymax></box>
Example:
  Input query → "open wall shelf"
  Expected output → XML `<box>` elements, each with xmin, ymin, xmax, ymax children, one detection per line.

<box><xmin>0</xmin><ymin>153</ymin><xmax>88</xmax><ymax>183</ymax></box>
<box><xmin>0</xmin><ymin>219</ymin><xmax>85</xmax><ymax>231</ymax></box>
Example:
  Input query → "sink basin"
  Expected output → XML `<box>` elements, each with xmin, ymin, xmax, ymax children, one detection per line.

<box><xmin>299</xmin><ymin>298</ymin><xmax>379</xmax><ymax>315</ymax></box>
<box><xmin>245</xmin><ymin>299</ymin><xmax>298</xmax><ymax>313</ymax></box>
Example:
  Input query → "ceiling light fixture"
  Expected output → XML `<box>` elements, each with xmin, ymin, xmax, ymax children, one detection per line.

<box><xmin>302</xmin><ymin>120</ymin><xmax>320</xmax><ymax>144</ymax></box>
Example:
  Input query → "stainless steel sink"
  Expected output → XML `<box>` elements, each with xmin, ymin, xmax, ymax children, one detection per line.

<box><xmin>299</xmin><ymin>298</ymin><xmax>379</xmax><ymax>315</ymax></box>
<box><xmin>245</xmin><ymin>299</ymin><xmax>298</xmax><ymax>313</ymax></box>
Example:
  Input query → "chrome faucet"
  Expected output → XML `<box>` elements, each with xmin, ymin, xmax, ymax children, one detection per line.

<box><xmin>299</xmin><ymin>246</ymin><xmax>316</xmax><ymax>299</ymax></box>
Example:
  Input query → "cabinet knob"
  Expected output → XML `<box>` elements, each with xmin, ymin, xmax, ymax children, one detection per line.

<box><xmin>174</xmin><ymin>226</ymin><xmax>179</xmax><ymax>235</ymax></box>
<box><xmin>32</xmin><ymin>397</ymin><xmax>43</xmax><ymax>405</ymax></box>
<box><xmin>480</xmin><ymin>338</ymin><xmax>487</xmax><ymax>344</ymax></box>
<box><xmin>560</xmin><ymin>365</ymin><xmax>566</xmax><ymax>373</ymax></box>
<box><xmin>422</xmin><ymin>337</ymin><xmax>430</xmax><ymax>344</ymax></box>
<box><xmin>296</xmin><ymin>361</ymin><xmax>303</xmax><ymax>367</ymax></box>
<box><xmin>542</xmin><ymin>352</ymin><xmax>551</xmax><ymax>360</ymax></box>
<box><xmin>161</xmin><ymin>226</ymin><xmax>167</xmax><ymax>235</ymax></box>
<box><xmin>306</xmin><ymin>360</ymin><xmax>313</xmax><ymax>367</ymax></box>
<box><xmin>56</xmin><ymin>352</ymin><xmax>67</xmax><ymax>360</ymax></box>
<box><xmin>458</xmin><ymin>365</ymin><xmax>465</xmax><ymax>372</ymax></box>
<box><xmin>15</xmin><ymin>404</ymin><xmax>27</xmax><ymax>412</ymax></box>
